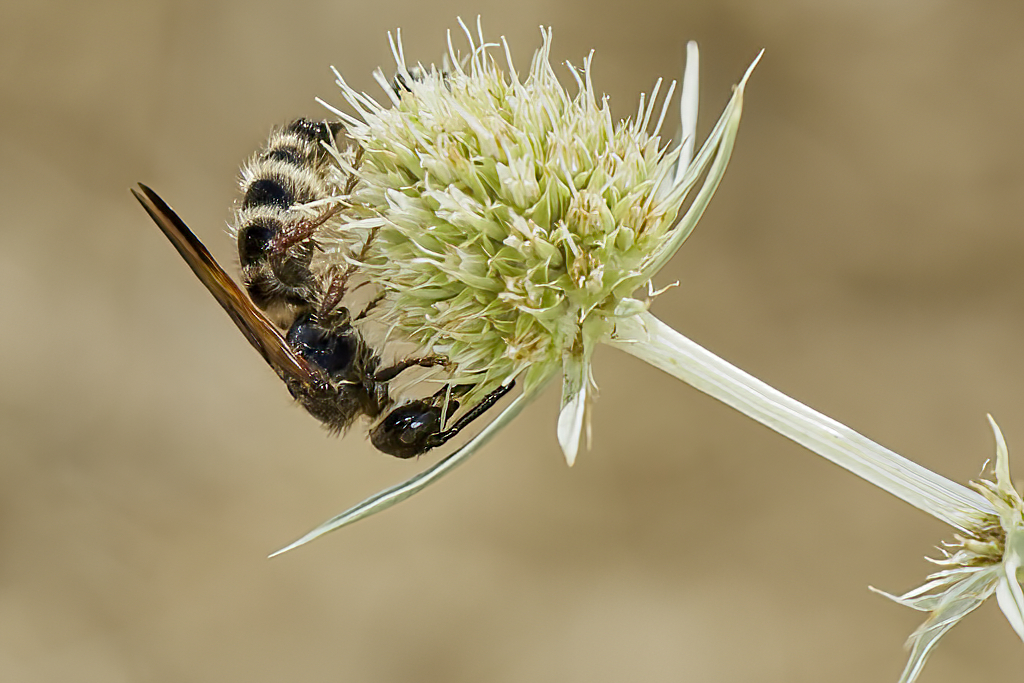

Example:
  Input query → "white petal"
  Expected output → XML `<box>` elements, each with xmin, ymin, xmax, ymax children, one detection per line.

<box><xmin>641</xmin><ymin>49</ymin><xmax>761</xmax><ymax>283</ymax></box>
<box><xmin>995</xmin><ymin>574</ymin><xmax>1024</xmax><ymax>642</ymax></box>
<box><xmin>988</xmin><ymin>414</ymin><xmax>1024</xmax><ymax>506</ymax></box>
<box><xmin>898</xmin><ymin>619</ymin><xmax>956</xmax><ymax>683</ymax></box>
<box><xmin>557</xmin><ymin>352</ymin><xmax>589</xmax><ymax>467</ymax></box>
<box><xmin>896</xmin><ymin>570</ymin><xmax>998</xmax><ymax>683</ymax></box>
<box><xmin>870</xmin><ymin>569</ymin><xmax>985</xmax><ymax>612</ymax></box>
<box><xmin>996</xmin><ymin>526</ymin><xmax>1024</xmax><ymax>641</ymax></box>
<box><xmin>557</xmin><ymin>389</ymin><xmax>585</xmax><ymax>467</ymax></box>
<box><xmin>270</xmin><ymin>385</ymin><xmax>539</xmax><ymax>557</ymax></box>
<box><xmin>677</xmin><ymin>41</ymin><xmax>700</xmax><ymax>176</ymax></box>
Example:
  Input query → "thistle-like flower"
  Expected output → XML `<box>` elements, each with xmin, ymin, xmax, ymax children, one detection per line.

<box><xmin>271</xmin><ymin>21</ymin><xmax>759</xmax><ymax>552</ymax></box>
<box><xmin>319</xmin><ymin>21</ymin><xmax>758</xmax><ymax>462</ymax></box>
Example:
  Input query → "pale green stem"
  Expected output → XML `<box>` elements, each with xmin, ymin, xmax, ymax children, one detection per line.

<box><xmin>609</xmin><ymin>312</ymin><xmax>995</xmax><ymax>533</ymax></box>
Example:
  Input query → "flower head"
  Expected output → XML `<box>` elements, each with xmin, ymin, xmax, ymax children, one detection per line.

<box><xmin>871</xmin><ymin>417</ymin><xmax>1024</xmax><ymax>683</ymax></box>
<box><xmin>272</xmin><ymin>21</ymin><xmax>758</xmax><ymax>553</ymax></box>
<box><xmin>320</xmin><ymin>20</ymin><xmax>758</xmax><ymax>464</ymax></box>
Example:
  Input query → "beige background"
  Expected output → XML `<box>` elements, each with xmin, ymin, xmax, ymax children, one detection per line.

<box><xmin>3</xmin><ymin>0</ymin><xmax>1024</xmax><ymax>681</ymax></box>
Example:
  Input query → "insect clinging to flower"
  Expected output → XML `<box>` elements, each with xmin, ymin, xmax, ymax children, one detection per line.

<box><xmin>136</xmin><ymin>19</ymin><xmax>757</xmax><ymax>549</ymax></box>
<box><xmin>134</xmin><ymin>112</ymin><xmax>516</xmax><ymax>460</ymax></box>
<box><xmin>133</xmin><ymin>18</ymin><xmax>1024</xmax><ymax>683</ymax></box>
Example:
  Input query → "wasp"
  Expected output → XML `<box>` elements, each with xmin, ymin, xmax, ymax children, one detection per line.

<box><xmin>133</xmin><ymin>118</ymin><xmax>511</xmax><ymax>458</ymax></box>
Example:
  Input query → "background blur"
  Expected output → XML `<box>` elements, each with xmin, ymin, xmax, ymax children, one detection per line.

<box><xmin>3</xmin><ymin>1</ymin><xmax>1024</xmax><ymax>681</ymax></box>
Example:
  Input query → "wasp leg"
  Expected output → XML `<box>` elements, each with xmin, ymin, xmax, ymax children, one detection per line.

<box><xmin>373</xmin><ymin>355</ymin><xmax>449</xmax><ymax>383</ymax></box>
<box><xmin>425</xmin><ymin>381</ymin><xmax>516</xmax><ymax>449</ymax></box>
<box><xmin>269</xmin><ymin>204</ymin><xmax>339</xmax><ymax>253</ymax></box>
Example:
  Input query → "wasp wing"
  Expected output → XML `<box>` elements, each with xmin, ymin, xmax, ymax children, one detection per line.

<box><xmin>133</xmin><ymin>183</ymin><xmax>328</xmax><ymax>392</ymax></box>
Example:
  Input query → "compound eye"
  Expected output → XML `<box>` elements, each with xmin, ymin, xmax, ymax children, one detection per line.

<box><xmin>370</xmin><ymin>402</ymin><xmax>443</xmax><ymax>459</ymax></box>
<box><xmin>285</xmin><ymin>118</ymin><xmax>341</xmax><ymax>145</ymax></box>
<box><xmin>286</xmin><ymin>316</ymin><xmax>356</xmax><ymax>377</ymax></box>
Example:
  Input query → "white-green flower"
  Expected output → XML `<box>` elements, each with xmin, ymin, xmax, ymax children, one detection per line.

<box><xmin>322</xmin><ymin>21</ymin><xmax>757</xmax><ymax>461</ymax></box>
<box><xmin>271</xmin><ymin>21</ymin><xmax>759</xmax><ymax>553</ymax></box>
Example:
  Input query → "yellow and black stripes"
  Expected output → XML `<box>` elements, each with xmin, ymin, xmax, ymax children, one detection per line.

<box><xmin>231</xmin><ymin>118</ymin><xmax>342</xmax><ymax>322</ymax></box>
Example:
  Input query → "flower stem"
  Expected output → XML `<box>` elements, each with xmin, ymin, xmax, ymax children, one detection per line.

<box><xmin>609</xmin><ymin>311</ymin><xmax>994</xmax><ymax>532</ymax></box>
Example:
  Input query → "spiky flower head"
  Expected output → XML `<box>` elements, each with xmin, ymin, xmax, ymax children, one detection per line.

<box><xmin>320</xmin><ymin>20</ymin><xmax>757</xmax><ymax>464</ymax></box>
<box><xmin>870</xmin><ymin>417</ymin><xmax>1024</xmax><ymax>683</ymax></box>
<box><xmin>272</xmin><ymin>22</ymin><xmax>759</xmax><ymax>554</ymax></box>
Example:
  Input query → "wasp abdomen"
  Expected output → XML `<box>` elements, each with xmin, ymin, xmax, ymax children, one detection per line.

<box><xmin>242</xmin><ymin>177</ymin><xmax>296</xmax><ymax>210</ymax></box>
<box><xmin>233</xmin><ymin>118</ymin><xmax>342</xmax><ymax>321</ymax></box>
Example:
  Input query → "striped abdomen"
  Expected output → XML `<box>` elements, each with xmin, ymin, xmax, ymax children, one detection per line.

<box><xmin>232</xmin><ymin>118</ymin><xmax>342</xmax><ymax>324</ymax></box>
